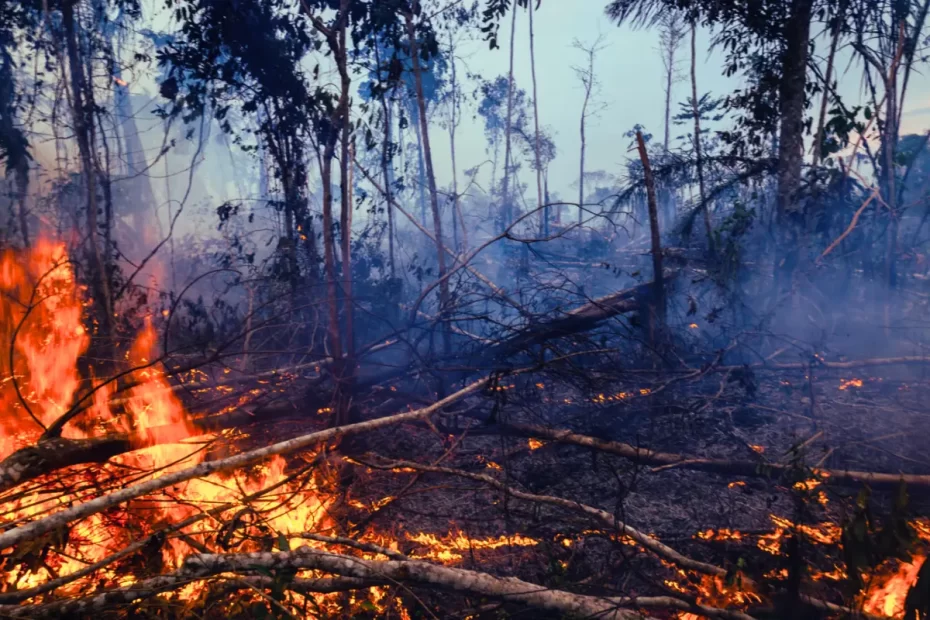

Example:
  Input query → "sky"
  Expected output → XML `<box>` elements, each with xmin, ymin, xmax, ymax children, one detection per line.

<box><xmin>426</xmin><ymin>1</ymin><xmax>930</xmax><ymax>201</ymax></box>
<box><xmin>430</xmin><ymin>2</ymin><xmax>736</xmax><ymax>199</ymax></box>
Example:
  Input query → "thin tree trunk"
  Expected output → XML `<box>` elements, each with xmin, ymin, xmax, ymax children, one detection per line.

<box><xmin>405</xmin><ymin>9</ymin><xmax>452</xmax><ymax>357</ymax></box>
<box><xmin>579</xmin><ymin>78</ymin><xmax>590</xmax><ymax>226</ymax></box>
<box><xmin>812</xmin><ymin>4</ymin><xmax>844</xmax><ymax>167</ymax></box>
<box><xmin>282</xmin><ymin>170</ymin><xmax>300</xmax><ymax>292</ymax></box>
<box><xmin>528</xmin><ymin>0</ymin><xmax>545</xmax><ymax>237</ymax></box>
<box><xmin>882</xmin><ymin>23</ymin><xmax>904</xmax><ymax>332</ymax></box>
<box><xmin>412</xmin><ymin>102</ymin><xmax>427</xmax><ymax>225</ymax></box>
<box><xmin>690</xmin><ymin>23</ymin><xmax>713</xmax><ymax>253</ymax></box>
<box><xmin>448</xmin><ymin>32</ymin><xmax>466</xmax><ymax>252</ymax></box>
<box><xmin>664</xmin><ymin>41</ymin><xmax>674</xmax><ymax>151</ymax></box>
<box><xmin>337</xmin><ymin>17</ymin><xmax>355</xmax><ymax>424</ymax></box>
<box><xmin>303</xmin><ymin>3</ymin><xmax>350</xmax><ymax>426</ymax></box>
<box><xmin>635</xmin><ymin>130</ymin><xmax>666</xmax><ymax>343</ymax></box>
<box><xmin>62</xmin><ymin>1</ymin><xmax>113</xmax><ymax>334</ymax></box>
<box><xmin>342</xmin><ymin>135</ymin><xmax>355</xmax><ymax>360</ymax></box>
<box><xmin>373</xmin><ymin>45</ymin><xmax>396</xmax><ymax>277</ymax></box>
<box><xmin>500</xmin><ymin>4</ymin><xmax>518</xmax><ymax>231</ymax></box>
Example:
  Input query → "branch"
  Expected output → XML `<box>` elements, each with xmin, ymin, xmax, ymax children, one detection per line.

<box><xmin>504</xmin><ymin>423</ymin><xmax>930</xmax><ymax>488</ymax></box>
<box><xmin>0</xmin><ymin>376</ymin><xmax>498</xmax><ymax>552</ymax></box>
<box><xmin>183</xmin><ymin>547</ymin><xmax>655</xmax><ymax>620</ymax></box>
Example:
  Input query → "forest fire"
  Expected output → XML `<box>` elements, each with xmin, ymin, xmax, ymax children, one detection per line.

<box><xmin>2</xmin><ymin>237</ymin><xmax>930</xmax><ymax>619</ymax></box>
<box><xmin>1</xmin><ymin>0</ymin><xmax>929</xmax><ymax>614</ymax></box>
<box><xmin>0</xmin><ymin>240</ymin><xmax>333</xmax><ymax>604</ymax></box>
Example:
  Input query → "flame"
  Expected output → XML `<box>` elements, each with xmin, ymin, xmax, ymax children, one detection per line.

<box><xmin>839</xmin><ymin>378</ymin><xmax>864</xmax><ymax>390</ymax></box>
<box><xmin>0</xmin><ymin>240</ymin><xmax>90</xmax><ymax>458</ymax></box>
<box><xmin>863</xmin><ymin>554</ymin><xmax>926</xmax><ymax>617</ymax></box>
<box><xmin>0</xmin><ymin>240</ymin><xmax>334</xmax><ymax>609</ymax></box>
<box><xmin>407</xmin><ymin>530</ymin><xmax>539</xmax><ymax>562</ymax></box>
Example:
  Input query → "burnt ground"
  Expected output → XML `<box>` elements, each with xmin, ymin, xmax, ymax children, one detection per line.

<box><xmin>209</xmin><ymin>351</ymin><xmax>930</xmax><ymax>619</ymax></box>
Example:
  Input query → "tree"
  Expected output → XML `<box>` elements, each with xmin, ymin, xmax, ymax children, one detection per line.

<box><xmin>606</xmin><ymin>0</ymin><xmax>821</xmax><ymax>282</ymax></box>
<box><xmin>689</xmin><ymin>21</ymin><xmax>714</xmax><ymax>251</ymax></box>
<box><xmin>573</xmin><ymin>35</ymin><xmax>608</xmax><ymax>226</ymax></box>
<box><xmin>657</xmin><ymin>11</ymin><xmax>685</xmax><ymax>152</ymax></box>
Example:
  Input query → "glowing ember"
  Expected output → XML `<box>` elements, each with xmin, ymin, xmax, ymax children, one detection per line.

<box><xmin>528</xmin><ymin>438</ymin><xmax>544</xmax><ymax>450</ymax></box>
<box><xmin>695</xmin><ymin>528</ymin><xmax>745</xmax><ymax>542</ymax></box>
<box><xmin>839</xmin><ymin>378</ymin><xmax>864</xmax><ymax>390</ymax></box>
<box><xmin>407</xmin><ymin>530</ymin><xmax>539</xmax><ymax>562</ymax></box>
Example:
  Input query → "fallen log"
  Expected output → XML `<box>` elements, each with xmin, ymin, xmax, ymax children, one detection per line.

<box><xmin>504</xmin><ymin>423</ymin><xmax>930</xmax><ymax>488</ymax></box>
<box><xmin>0</xmin><ymin>546</ymin><xmax>657</xmax><ymax>619</ymax></box>
<box><xmin>478</xmin><ymin>271</ymin><xmax>678</xmax><ymax>366</ymax></box>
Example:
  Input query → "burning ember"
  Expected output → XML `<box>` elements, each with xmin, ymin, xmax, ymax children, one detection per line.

<box><xmin>839</xmin><ymin>378</ymin><xmax>864</xmax><ymax>390</ymax></box>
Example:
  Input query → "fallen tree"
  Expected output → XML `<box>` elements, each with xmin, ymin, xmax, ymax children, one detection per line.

<box><xmin>503</xmin><ymin>422</ymin><xmax>930</xmax><ymax>488</ymax></box>
<box><xmin>477</xmin><ymin>271</ymin><xmax>679</xmax><ymax>367</ymax></box>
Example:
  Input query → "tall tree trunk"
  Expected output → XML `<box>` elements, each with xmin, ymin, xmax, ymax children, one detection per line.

<box><xmin>448</xmin><ymin>32</ymin><xmax>466</xmax><ymax>252</ymax></box>
<box><xmin>882</xmin><ymin>22</ymin><xmax>904</xmax><ymax>332</ymax></box>
<box><xmin>337</xmin><ymin>18</ymin><xmax>355</xmax><ymax>424</ymax></box>
<box><xmin>405</xmin><ymin>9</ymin><xmax>452</xmax><ymax>358</ymax></box>
<box><xmin>489</xmin><ymin>134</ymin><xmax>500</xmax><ymax>221</ymax></box>
<box><xmin>690</xmin><ymin>23</ymin><xmax>713</xmax><ymax>254</ymax></box>
<box><xmin>374</xmin><ymin>45</ymin><xmax>396</xmax><ymax>278</ymax></box>
<box><xmin>500</xmin><ymin>4</ymin><xmax>518</xmax><ymax>232</ymax></box>
<box><xmin>528</xmin><ymin>0</ymin><xmax>545</xmax><ymax>237</ymax></box>
<box><xmin>663</xmin><ymin>41</ymin><xmax>675</xmax><ymax>151</ymax></box>
<box><xmin>775</xmin><ymin>0</ymin><xmax>814</xmax><ymax>289</ymax></box>
<box><xmin>412</xmin><ymin>101</ymin><xmax>427</xmax><ymax>226</ymax></box>
<box><xmin>342</xmin><ymin>135</ymin><xmax>355</xmax><ymax>359</ymax></box>
<box><xmin>62</xmin><ymin>0</ymin><xmax>113</xmax><ymax>334</ymax></box>
<box><xmin>578</xmin><ymin>72</ymin><xmax>590</xmax><ymax>226</ymax></box>
<box><xmin>636</xmin><ymin>130</ymin><xmax>666</xmax><ymax>347</ymax></box>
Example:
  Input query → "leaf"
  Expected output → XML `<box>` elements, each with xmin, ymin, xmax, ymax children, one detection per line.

<box><xmin>277</xmin><ymin>533</ymin><xmax>289</xmax><ymax>552</ymax></box>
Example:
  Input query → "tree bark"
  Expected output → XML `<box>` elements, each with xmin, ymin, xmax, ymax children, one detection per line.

<box><xmin>62</xmin><ymin>0</ymin><xmax>113</xmax><ymax>333</ymax></box>
<box><xmin>528</xmin><ymin>0</ymin><xmax>545</xmax><ymax>237</ymax></box>
<box><xmin>404</xmin><ymin>8</ymin><xmax>452</xmax><ymax>357</ymax></box>
<box><xmin>500</xmin><ymin>4</ymin><xmax>518</xmax><ymax>231</ymax></box>
<box><xmin>690</xmin><ymin>23</ymin><xmax>714</xmax><ymax>253</ymax></box>
<box><xmin>775</xmin><ymin>0</ymin><xmax>814</xmax><ymax>290</ymax></box>
<box><xmin>373</xmin><ymin>44</ymin><xmax>396</xmax><ymax>278</ymax></box>
<box><xmin>448</xmin><ymin>31</ymin><xmax>466</xmax><ymax>252</ymax></box>
<box><xmin>635</xmin><ymin>131</ymin><xmax>666</xmax><ymax>342</ymax></box>
<box><xmin>578</xmin><ymin>52</ymin><xmax>593</xmax><ymax>225</ymax></box>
